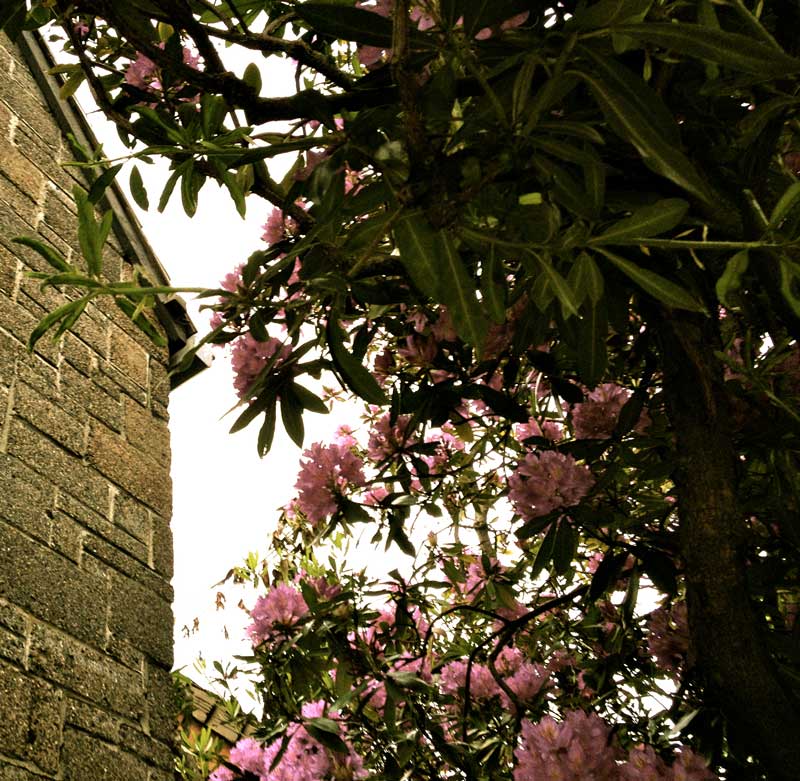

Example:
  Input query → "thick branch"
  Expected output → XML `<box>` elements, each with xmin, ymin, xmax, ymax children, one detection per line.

<box><xmin>658</xmin><ymin>311</ymin><xmax>800</xmax><ymax>779</ymax></box>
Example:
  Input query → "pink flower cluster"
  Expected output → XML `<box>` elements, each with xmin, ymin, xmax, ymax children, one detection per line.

<box><xmin>508</xmin><ymin>451</ymin><xmax>594</xmax><ymax>520</ymax></box>
<box><xmin>246</xmin><ymin>583</ymin><xmax>309</xmax><ymax>646</ymax></box>
<box><xmin>514</xmin><ymin>416</ymin><xmax>563</xmax><ymax>444</ymax></box>
<box><xmin>513</xmin><ymin>711</ymin><xmax>717</xmax><ymax>781</ymax></box>
<box><xmin>514</xmin><ymin>710</ymin><xmax>617</xmax><ymax>780</ymax></box>
<box><xmin>646</xmin><ymin>601</ymin><xmax>689</xmax><ymax>673</ymax></box>
<box><xmin>124</xmin><ymin>45</ymin><xmax>199</xmax><ymax>93</ymax></box>
<box><xmin>366</xmin><ymin>412</ymin><xmax>417</xmax><ymax>462</ymax></box>
<box><xmin>230</xmin><ymin>334</ymin><xmax>291</xmax><ymax>399</ymax></box>
<box><xmin>261</xmin><ymin>206</ymin><xmax>299</xmax><ymax>246</ymax></box>
<box><xmin>225</xmin><ymin>702</ymin><xmax>366</xmax><ymax>781</ymax></box>
<box><xmin>440</xmin><ymin>647</ymin><xmax>549</xmax><ymax>709</ymax></box>
<box><xmin>571</xmin><ymin>383</ymin><xmax>649</xmax><ymax>440</ymax></box>
<box><xmin>295</xmin><ymin>442</ymin><xmax>366</xmax><ymax>524</ymax></box>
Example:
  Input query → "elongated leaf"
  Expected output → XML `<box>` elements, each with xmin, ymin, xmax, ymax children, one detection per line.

<box><xmin>531</xmin><ymin>519</ymin><xmax>559</xmax><ymax>578</ymax></box>
<box><xmin>396</xmin><ymin>214</ymin><xmax>489</xmax><ymax>350</ymax></box>
<box><xmin>575</xmin><ymin>299</ymin><xmax>608</xmax><ymax>387</ymax></box>
<box><xmin>73</xmin><ymin>187</ymin><xmax>102</xmax><ymax>277</ymax></box>
<box><xmin>576</xmin><ymin>49</ymin><xmax>714</xmax><ymax>204</ymax></box>
<box><xmin>280</xmin><ymin>387</ymin><xmax>305</xmax><ymax>448</ymax></box>
<box><xmin>394</xmin><ymin>213</ymin><xmax>444</xmax><ymax>300</ymax></box>
<box><xmin>531</xmin><ymin>252</ymin><xmax>580</xmax><ymax>318</ymax></box>
<box><xmin>327</xmin><ymin>319</ymin><xmax>387</xmax><ymax>405</ymax></box>
<box><xmin>590</xmin><ymin>199</ymin><xmax>689</xmax><ymax>245</ymax></box>
<box><xmin>570</xmin><ymin>0</ymin><xmax>652</xmax><ymax>30</ymax></box>
<box><xmin>129</xmin><ymin>165</ymin><xmax>149</xmax><ymax>211</ymax></box>
<box><xmin>114</xmin><ymin>297</ymin><xmax>167</xmax><ymax>347</ymax></box>
<box><xmin>257</xmin><ymin>403</ymin><xmax>277</xmax><ymax>456</ymax></box>
<box><xmin>597</xmin><ymin>248</ymin><xmax>705</xmax><ymax>312</ymax></box>
<box><xmin>481</xmin><ymin>246</ymin><xmax>506</xmax><ymax>324</ymax></box>
<box><xmin>572</xmin><ymin>252</ymin><xmax>604</xmax><ymax>304</ymax></box>
<box><xmin>553</xmin><ymin>520</ymin><xmax>578</xmax><ymax>575</ymax></box>
<box><xmin>12</xmin><ymin>237</ymin><xmax>71</xmax><ymax>272</ymax></box>
<box><xmin>716</xmin><ymin>250</ymin><xmax>749</xmax><ymax>306</ymax></box>
<box><xmin>292</xmin><ymin>382</ymin><xmax>329</xmax><ymax>415</ymax></box>
<box><xmin>88</xmin><ymin>164</ymin><xmax>123</xmax><ymax>205</ymax></box>
<box><xmin>295</xmin><ymin>4</ymin><xmax>433</xmax><ymax>49</ymax></box>
<box><xmin>438</xmin><ymin>232</ymin><xmax>490</xmax><ymax>352</ymax></box>
<box><xmin>615</xmin><ymin>23</ymin><xmax>800</xmax><ymax>76</ymax></box>
<box><xmin>28</xmin><ymin>298</ymin><xmax>88</xmax><ymax>350</ymax></box>
<box><xmin>769</xmin><ymin>182</ymin><xmax>800</xmax><ymax>229</ymax></box>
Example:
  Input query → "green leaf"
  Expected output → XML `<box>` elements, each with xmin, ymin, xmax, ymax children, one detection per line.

<box><xmin>114</xmin><ymin>297</ymin><xmax>167</xmax><ymax>347</ymax></box>
<box><xmin>0</xmin><ymin>2</ymin><xmax>26</xmax><ymax>36</ymax></box>
<box><xmin>28</xmin><ymin>298</ymin><xmax>88</xmax><ymax>350</ymax></box>
<box><xmin>614</xmin><ymin>22</ymin><xmax>800</xmax><ymax>77</ymax></box>
<box><xmin>438</xmin><ymin>232</ymin><xmax>490</xmax><ymax>352</ymax></box>
<box><xmin>291</xmin><ymin>382</ymin><xmax>329</xmax><ymax>415</ymax></box>
<box><xmin>569</xmin><ymin>0</ymin><xmax>652</xmax><ymax>30</ymax></box>
<box><xmin>575</xmin><ymin>299</ymin><xmax>608</xmax><ymax>387</ymax></box>
<box><xmin>779</xmin><ymin>257</ymin><xmax>800</xmax><ymax>319</ymax></box>
<box><xmin>480</xmin><ymin>245</ymin><xmax>506</xmax><ymax>324</ymax></box>
<box><xmin>257</xmin><ymin>404</ymin><xmax>277</xmax><ymax>457</ymax></box>
<box><xmin>280</xmin><ymin>386</ymin><xmax>305</xmax><ymax>448</ymax></box>
<box><xmin>530</xmin><ymin>252</ymin><xmax>580</xmax><ymax>318</ymax></box>
<box><xmin>576</xmin><ymin>49</ymin><xmax>714</xmax><ymax>204</ymax></box>
<box><xmin>531</xmin><ymin>519</ymin><xmax>559</xmax><ymax>578</ymax></box>
<box><xmin>12</xmin><ymin>237</ymin><xmax>71</xmax><ymax>273</ymax></box>
<box><xmin>715</xmin><ymin>250</ymin><xmax>749</xmax><ymax>306</ymax></box>
<box><xmin>243</xmin><ymin>62</ymin><xmax>262</xmax><ymax>94</ymax></box>
<box><xmin>394</xmin><ymin>213</ymin><xmax>445</xmax><ymax>301</ymax></box>
<box><xmin>87</xmin><ymin>164</ymin><xmax>123</xmax><ymax>205</ymax></box>
<box><xmin>327</xmin><ymin>319</ymin><xmax>387</xmax><ymax>406</ymax></box>
<box><xmin>304</xmin><ymin>718</ymin><xmax>349</xmax><ymax>754</ymax></box>
<box><xmin>158</xmin><ymin>167</ymin><xmax>182</xmax><ymax>213</ymax></box>
<box><xmin>180</xmin><ymin>161</ymin><xmax>201</xmax><ymax>217</ymax></box>
<box><xmin>395</xmin><ymin>214</ymin><xmax>489</xmax><ymax>351</ymax></box>
<box><xmin>569</xmin><ymin>252</ymin><xmax>604</xmax><ymax>306</ymax></box>
<box><xmin>597</xmin><ymin>248</ymin><xmax>705</xmax><ymax>312</ymax></box>
<box><xmin>590</xmin><ymin>199</ymin><xmax>689</xmax><ymax>245</ymax></box>
<box><xmin>589</xmin><ymin>551</ymin><xmax>629</xmax><ymax>601</ymax></box>
<box><xmin>768</xmin><ymin>182</ymin><xmax>800</xmax><ymax>230</ymax></box>
<box><xmin>129</xmin><ymin>165</ymin><xmax>149</xmax><ymax>211</ymax></box>
<box><xmin>295</xmin><ymin>4</ymin><xmax>433</xmax><ymax>49</ymax></box>
<box><xmin>73</xmin><ymin>186</ymin><xmax>102</xmax><ymax>277</ymax></box>
<box><xmin>552</xmin><ymin>520</ymin><xmax>578</xmax><ymax>575</ymax></box>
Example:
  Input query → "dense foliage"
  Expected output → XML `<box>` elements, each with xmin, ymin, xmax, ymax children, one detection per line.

<box><xmin>5</xmin><ymin>0</ymin><xmax>800</xmax><ymax>778</ymax></box>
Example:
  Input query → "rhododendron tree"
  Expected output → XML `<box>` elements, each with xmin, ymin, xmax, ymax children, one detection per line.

<box><xmin>7</xmin><ymin>0</ymin><xmax>800</xmax><ymax>778</ymax></box>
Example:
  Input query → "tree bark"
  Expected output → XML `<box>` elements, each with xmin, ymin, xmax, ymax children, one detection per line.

<box><xmin>658</xmin><ymin>311</ymin><xmax>800</xmax><ymax>779</ymax></box>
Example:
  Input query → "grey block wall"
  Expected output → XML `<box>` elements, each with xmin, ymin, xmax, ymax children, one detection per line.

<box><xmin>0</xmin><ymin>35</ymin><xmax>177</xmax><ymax>780</ymax></box>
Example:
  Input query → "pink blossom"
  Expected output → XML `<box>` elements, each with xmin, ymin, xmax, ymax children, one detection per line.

<box><xmin>514</xmin><ymin>417</ymin><xmax>562</xmax><ymax>444</ymax></box>
<box><xmin>261</xmin><ymin>207</ymin><xmax>299</xmax><ymax>245</ymax></box>
<box><xmin>365</xmin><ymin>603</ymin><xmax>429</xmax><ymax>648</ymax></box>
<box><xmin>571</xmin><ymin>383</ymin><xmax>650</xmax><ymax>440</ymax></box>
<box><xmin>125</xmin><ymin>52</ymin><xmax>159</xmax><ymax>90</ymax></box>
<box><xmin>440</xmin><ymin>660</ymin><xmax>501</xmax><ymax>701</ymax></box>
<box><xmin>475</xmin><ymin>10</ymin><xmax>529</xmax><ymax>40</ymax></box>
<box><xmin>646</xmin><ymin>601</ymin><xmax>689</xmax><ymax>673</ymax></box>
<box><xmin>671</xmin><ymin>747</ymin><xmax>717</xmax><ymax>780</ymax></box>
<box><xmin>620</xmin><ymin>744</ymin><xmax>670</xmax><ymax>781</ymax></box>
<box><xmin>301</xmin><ymin>573</ymin><xmax>342</xmax><ymax>602</ymax></box>
<box><xmin>230</xmin><ymin>334</ymin><xmax>291</xmax><ymax>399</ymax></box>
<box><xmin>508</xmin><ymin>451</ymin><xmax>594</xmax><ymax>520</ymax></box>
<box><xmin>422</xmin><ymin>425</ymin><xmax>464</xmax><ymax>474</ymax></box>
<box><xmin>295</xmin><ymin>442</ymin><xmax>366</xmax><ymax>524</ymax></box>
<box><xmin>124</xmin><ymin>45</ymin><xmax>199</xmax><ymax>93</ymax></box>
<box><xmin>219</xmin><ymin>263</ymin><xmax>244</xmax><ymax>294</ymax></box>
<box><xmin>229</xmin><ymin>737</ymin><xmax>267</xmax><ymax>775</ymax></box>
<box><xmin>246</xmin><ymin>583</ymin><xmax>310</xmax><ymax>646</ymax></box>
<box><xmin>366</xmin><ymin>413</ymin><xmax>416</xmax><ymax>462</ymax></box>
<box><xmin>208</xmin><ymin>766</ymin><xmax>234</xmax><ymax>781</ymax></box>
<box><xmin>513</xmin><ymin>710</ymin><xmax>617</xmax><ymax>781</ymax></box>
<box><xmin>333</xmin><ymin>424</ymin><xmax>357</xmax><ymax>448</ymax></box>
<box><xmin>364</xmin><ymin>485</ymin><xmax>389</xmax><ymax>506</ymax></box>
<box><xmin>294</xmin><ymin>149</ymin><xmax>327</xmax><ymax>181</ymax></box>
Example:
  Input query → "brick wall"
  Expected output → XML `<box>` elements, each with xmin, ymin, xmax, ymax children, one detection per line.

<box><xmin>0</xmin><ymin>33</ymin><xmax>185</xmax><ymax>781</ymax></box>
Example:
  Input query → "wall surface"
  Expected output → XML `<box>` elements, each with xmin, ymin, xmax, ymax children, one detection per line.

<box><xmin>0</xmin><ymin>34</ymin><xmax>178</xmax><ymax>780</ymax></box>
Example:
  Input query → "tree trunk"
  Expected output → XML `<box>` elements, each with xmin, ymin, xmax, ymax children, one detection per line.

<box><xmin>658</xmin><ymin>311</ymin><xmax>800</xmax><ymax>779</ymax></box>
